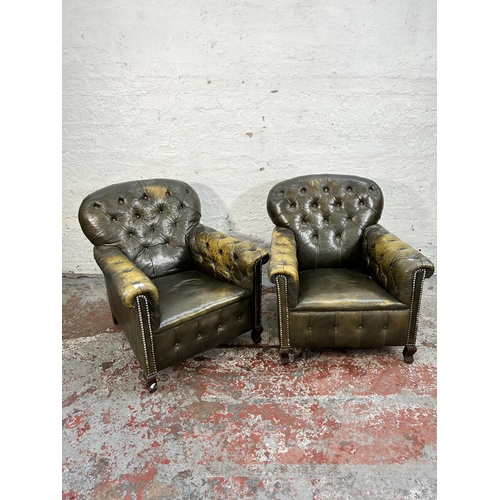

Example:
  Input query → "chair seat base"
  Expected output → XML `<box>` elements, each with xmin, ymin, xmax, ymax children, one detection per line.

<box><xmin>278</xmin><ymin>345</ymin><xmax>418</xmax><ymax>364</ymax></box>
<box><xmin>285</xmin><ymin>308</ymin><xmax>410</xmax><ymax>349</ymax></box>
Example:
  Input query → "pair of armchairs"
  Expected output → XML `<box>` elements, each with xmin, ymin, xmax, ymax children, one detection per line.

<box><xmin>78</xmin><ymin>175</ymin><xmax>434</xmax><ymax>393</ymax></box>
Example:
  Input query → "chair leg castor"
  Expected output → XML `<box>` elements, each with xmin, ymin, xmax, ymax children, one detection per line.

<box><xmin>251</xmin><ymin>326</ymin><xmax>263</xmax><ymax>344</ymax></box>
<box><xmin>140</xmin><ymin>372</ymin><xmax>158</xmax><ymax>393</ymax></box>
<box><xmin>403</xmin><ymin>345</ymin><xmax>417</xmax><ymax>363</ymax></box>
<box><xmin>279</xmin><ymin>348</ymin><xmax>290</xmax><ymax>365</ymax></box>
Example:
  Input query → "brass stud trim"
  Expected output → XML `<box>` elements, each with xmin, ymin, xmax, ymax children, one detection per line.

<box><xmin>406</xmin><ymin>269</ymin><xmax>426</xmax><ymax>346</ymax></box>
<box><xmin>136</xmin><ymin>295</ymin><xmax>157</xmax><ymax>377</ymax></box>
<box><xmin>276</xmin><ymin>275</ymin><xmax>290</xmax><ymax>348</ymax></box>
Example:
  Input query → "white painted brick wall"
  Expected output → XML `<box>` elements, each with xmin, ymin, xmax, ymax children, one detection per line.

<box><xmin>63</xmin><ymin>0</ymin><xmax>437</xmax><ymax>274</ymax></box>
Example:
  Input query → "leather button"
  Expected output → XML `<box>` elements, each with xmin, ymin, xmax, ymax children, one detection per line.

<box><xmin>383</xmin><ymin>326</ymin><xmax>388</xmax><ymax>330</ymax></box>
<box><xmin>334</xmin><ymin>327</ymin><xmax>338</xmax><ymax>331</ymax></box>
<box><xmin>358</xmin><ymin>326</ymin><xmax>362</xmax><ymax>330</ymax></box>
<box><xmin>175</xmin><ymin>342</ymin><xmax>179</xmax><ymax>347</ymax></box>
<box><xmin>197</xmin><ymin>334</ymin><xmax>201</xmax><ymax>338</ymax></box>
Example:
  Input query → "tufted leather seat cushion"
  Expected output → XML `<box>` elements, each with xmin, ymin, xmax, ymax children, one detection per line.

<box><xmin>153</xmin><ymin>270</ymin><xmax>251</xmax><ymax>332</ymax></box>
<box><xmin>267</xmin><ymin>174</ymin><xmax>384</xmax><ymax>269</ymax></box>
<box><xmin>293</xmin><ymin>269</ymin><xmax>407</xmax><ymax>311</ymax></box>
<box><xmin>78</xmin><ymin>179</ymin><xmax>201</xmax><ymax>279</ymax></box>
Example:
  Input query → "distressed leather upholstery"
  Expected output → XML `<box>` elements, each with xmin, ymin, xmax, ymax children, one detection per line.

<box><xmin>79</xmin><ymin>179</ymin><xmax>268</xmax><ymax>392</ymax></box>
<box><xmin>266</xmin><ymin>174</ymin><xmax>434</xmax><ymax>363</ymax></box>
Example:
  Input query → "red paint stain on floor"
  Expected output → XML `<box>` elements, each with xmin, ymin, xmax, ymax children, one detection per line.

<box><xmin>172</xmin><ymin>352</ymin><xmax>436</xmax><ymax>400</ymax></box>
<box><xmin>172</xmin><ymin>401</ymin><xmax>436</xmax><ymax>466</ymax></box>
<box><xmin>91</xmin><ymin>462</ymin><xmax>158</xmax><ymax>499</ymax></box>
<box><xmin>63</xmin><ymin>413</ymin><xmax>91</xmax><ymax>439</ymax></box>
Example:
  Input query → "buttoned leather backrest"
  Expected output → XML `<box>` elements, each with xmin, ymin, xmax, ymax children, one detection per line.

<box><xmin>78</xmin><ymin>179</ymin><xmax>201</xmax><ymax>278</ymax></box>
<box><xmin>267</xmin><ymin>174</ymin><xmax>384</xmax><ymax>269</ymax></box>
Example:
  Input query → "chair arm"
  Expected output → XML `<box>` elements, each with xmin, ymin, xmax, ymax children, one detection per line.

<box><xmin>93</xmin><ymin>246</ymin><xmax>160</xmax><ymax>311</ymax></box>
<box><xmin>362</xmin><ymin>224</ymin><xmax>435</xmax><ymax>305</ymax></box>
<box><xmin>268</xmin><ymin>226</ymin><xmax>299</xmax><ymax>308</ymax></box>
<box><xmin>187</xmin><ymin>224</ymin><xmax>269</xmax><ymax>293</ymax></box>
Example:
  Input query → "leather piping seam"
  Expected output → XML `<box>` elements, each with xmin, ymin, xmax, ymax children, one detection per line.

<box><xmin>254</xmin><ymin>259</ymin><xmax>262</xmax><ymax>328</ymax></box>
<box><xmin>413</xmin><ymin>270</ymin><xmax>426</xmax><ymax>343</ymax></box>
<box><xmin>406</xmin><ymin>269</ymin><xmax>426</xmax><ymax>346</ymax></box>
<box><xmin>136</xmin><ymin>295</ymin><xmax>157</xmax><ymax>377</ymax></box>
<box><xmin>276</xmin><ymin>277</ymin><xmax>283</xmax><ymax>347</ymax></box>
<box><xmin>276</xmin><ymin>275</ymin><xmax>290</xmax><ymax>348</ymax></box>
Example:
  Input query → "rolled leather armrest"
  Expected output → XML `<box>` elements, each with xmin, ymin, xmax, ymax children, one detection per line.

<box><xmin>268</xmin><ymin>226</ymin><xmax>299</xmax><ymax>308</ymax></box>
<box><xmin>187</xmin><ymin>224</ymin><xmax>269</xmax><ymax>292</ymax></box>
<box><xmin>93</xmin><ymin>246</ymin><xmax>160</xmax><ymax>311</ymax></box>
<box><xmin>362</xmin><ymin>224</ymin><xmax>435</xmax><ymax>305</ymax></box>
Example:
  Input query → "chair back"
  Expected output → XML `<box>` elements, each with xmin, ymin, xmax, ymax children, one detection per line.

<box><xmin>78</xmin><ymin>179</ymin><xmax>201</xmax><ymax>278</ymax></box>
<box><xmin>267</xmin><ymin>174</ymin><xmax>384</xmax><ymax>269</ymax></box>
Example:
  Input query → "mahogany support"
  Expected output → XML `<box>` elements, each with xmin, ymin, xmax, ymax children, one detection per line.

<box><xmin>140</xmin><ymin>372</ymin><xmax>158</xmax><ymax>393</ymax></box>
<box><xmin>251</xmin><ymin>326</ymin><xmax>263</xmax><ymax>344</ymax></box>
<box><xmin>279</xmin><ymin>348</ymin><xmax>290</xmax><ymax>365</ymax></box>
<box><xmin>403</xmin><ymin>345</ymin><xmax>417</xmax><ymax>364</ymax></box>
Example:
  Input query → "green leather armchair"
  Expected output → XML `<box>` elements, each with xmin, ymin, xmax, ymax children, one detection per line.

<box><xmin>266</xmin><ymin>174</ymin><xmax>434</xmax><ymax>364</ymax></box>
<box><xmin>78</xmin><ymin>179</ymin><xmax>268</xmax><ymax>392</ymax></box>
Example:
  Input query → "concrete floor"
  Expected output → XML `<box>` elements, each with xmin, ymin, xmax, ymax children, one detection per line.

<box><xmin>62</xmin><ymin>268</ymin><xmax>437</xmax><ymax>500</ymax></box>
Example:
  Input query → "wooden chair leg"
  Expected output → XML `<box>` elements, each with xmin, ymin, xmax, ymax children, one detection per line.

<box><xmin>140</xmin><ymin>372</ymin><xmax>158</xmax><ymax>393</ymax></box>
<box><xmin>251</xmin><ymin>326</ymin><xmax>263</xmax><ymax>344</ymax></box>
<box><xmin>403</xmin><ymin>345</ymin><xmax>417</xmax><ymax>363</ymax></box>
<box><xmin>279</xmin><ymin>348</ymin><xmax>290</xmax><ymax>364</ymax></box>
